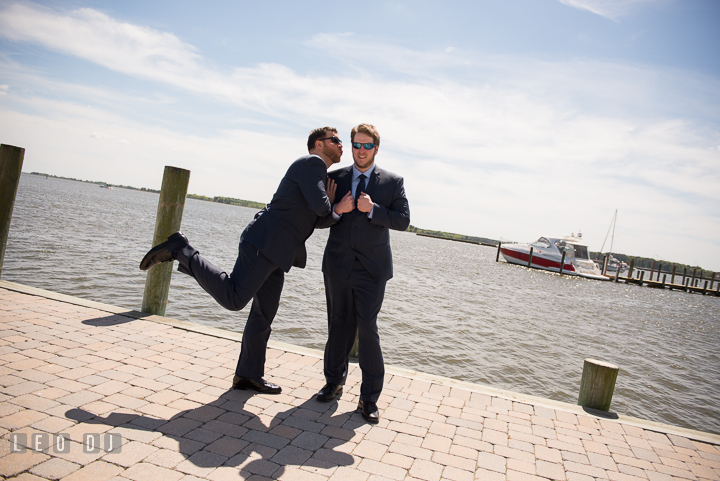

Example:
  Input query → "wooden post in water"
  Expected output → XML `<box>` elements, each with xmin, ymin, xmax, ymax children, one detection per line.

<box><xmin>578</xmin><ymin>359</ymin><xmax>619</xmax><ymax>412</ymax></box>
<box><xmin>691</xmin><ymin>269</ymin><xmax>697</xmax><ymax>287</ymax></box>
<box><xmin>710</xmin><ymin>273</ymin><xmax>716</xmax><ymax>291</ymax></box>
<box><xmin>0</xmin><ymin>144</ymin><xmax>25</xmax><ymax>278</ymax></box>
<box><xmin>559</xmin><ymin>249</ymin><xmax>566</xmax><ymax>275</ymax></box>
<box><xmin>657</xmin><ymin>264</ymin><xmax>663</xmax><ymax>282</ymax></box>
<box><xmin>703</xmin><ymin>280</ymin><xmax>708</xmax><ymax>295</ymax></box>
<box><xmin>602</xmin><ymin>254</ymin><xmax>608</xmax><ymax>275</ymax></box>
<box><xmin>639</xmin><ymin>270</ymin><xmax>645</xmax><ymax>286</ymax></box>
<box><xmin>349</xmin><ymin>330</ymin><xmax>360</xmax><ymax>359</ymax></box>
<box><xmin>527</xmin><ymin>247</ymin><xmax>534</xmax><ymax>267</ymax></box>
<box><xmin>614</xmin><ymin>267</ymin><xmax>620</xmax><ymax>282</ymax></box>
<box><xmin>627</xmin><ymin>259</ymin><xmax>634</xmax><ymax>279</ymax></box>
<box><xmin>662</xmin><ymin>274</ymin><xmax>667</xmax><ymax>287</ymax></box>
<box><xmin>141</xmin><ymin>166</ymin><xmax>191</xmax><ymax>316</ymax></box>
<box><xmin>650</xmin><ymin>262</ymin><xmax>656</xmax><ymax>282</ymax></box>
<box><xmin>671</xmin><ymin>266</ymin><xmax>676</xmax><ymax>285</ymax></box>
<box><xmin>496</xmin><ymin>242</ymin><xmax>501</xmax><ymax>262</ymax></box>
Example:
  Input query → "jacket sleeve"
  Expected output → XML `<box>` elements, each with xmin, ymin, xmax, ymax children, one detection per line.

<box><xmin>298</xmin><ymin>158</ymin><xmax>332</xmax><ymax>217</ymax></box>
<box><xmin>370</xmin><ymin>176</ymin><xmax>410</xmax><ymax>231</ymax></box>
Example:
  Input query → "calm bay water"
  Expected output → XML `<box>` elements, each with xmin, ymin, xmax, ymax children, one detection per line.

<box><xmin>4</xmin><ymin>173</ymin><xmax>720</xmax><ymax>434</ymax></box>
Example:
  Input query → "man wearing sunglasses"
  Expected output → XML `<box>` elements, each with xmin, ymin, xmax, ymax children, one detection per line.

<box><xmin>315</xmin><ymin>123</ymin><xmax>410</xmax><ymax>424</ymax></box>
<box><xmin>140</xmin><ymin>127</ymin><xmax>343</xmax><ymax>394</ymax></box>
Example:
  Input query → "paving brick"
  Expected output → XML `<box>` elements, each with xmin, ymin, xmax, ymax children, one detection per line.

<box><xmin>30</xmin><ymin>456</ymin><xmax>81</xmax><ymax>480</ymax></box>
<box><xmin>478</xmin><ymin>451</ymin><xmax>507</xmax><ymax>473</ymax></box>
<box><xmin>0</xmin><ymin>450</ymin><xmax>51</xmax><ymax>477</ymax></box>
<box><xmin>59</xmin><ymin>460</ymin><xmax>124</xmax><ymax>481</ymax></box>
<box><xmin>121</xmin><ymin>461</ymin><xmax>185</xmax><ymax>481</ymax></box>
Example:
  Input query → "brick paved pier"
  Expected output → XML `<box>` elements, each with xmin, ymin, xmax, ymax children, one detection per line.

<box><xmin>1</xmin><ymin>280</ymin><xmax>719</xmax><ymax>480</ymax></box>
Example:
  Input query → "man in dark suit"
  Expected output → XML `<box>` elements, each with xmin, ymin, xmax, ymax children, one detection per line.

<box><xmin>314</xmin><ymin>123</ymin><xmax>410</xmax><ymax>423</ymax></box>
<box><xmin>140</xmin><ymin>127</ymin><xmax>344</xmax><ymax>394</ymax></box>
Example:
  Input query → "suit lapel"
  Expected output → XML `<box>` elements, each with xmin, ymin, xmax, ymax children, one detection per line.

<box><xmin>366</xmin><ymin>166</ymin><xmax>380</xmax><ymax>197</ymax></box>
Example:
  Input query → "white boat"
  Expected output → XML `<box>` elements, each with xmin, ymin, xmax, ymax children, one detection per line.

<box><xmin>500</xmin><ymin>233</ymin><xmax>609</xmax><ymax>281</ymax></box>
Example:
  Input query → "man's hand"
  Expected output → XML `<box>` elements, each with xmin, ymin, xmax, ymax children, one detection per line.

<box><xmin>326</xmin><ymin>178</ymin><xmax>337</xmax><ymax>205</ymax></box>
<box><xmin>334</xmin><ymin>191</ymin><xmax>355</xmax><ymax>215</ymax></box>
<box><xmin>357</xmin><ymin>192</ymin><xmax>374</xmax><ymax>213</ymax></box>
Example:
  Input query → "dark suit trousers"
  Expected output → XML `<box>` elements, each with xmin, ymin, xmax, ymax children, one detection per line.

<box><xmin>175</xmin><ymin>240</ymin><xmax>284</xmax><ymax>379</ymax></box>
<box><xmin>323</xmin><ymin>259</ymin><xmax>386</xmax><ymax>402</ymax></box>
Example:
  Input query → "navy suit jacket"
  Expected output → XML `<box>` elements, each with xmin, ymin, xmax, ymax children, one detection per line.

<box><xmin>318</xmin><ymin>165</ymin><xmax>410</xmax><ymax>282</ymax></box>
<box><xmin>242</xmin><ymin>155</ymin><xmax>332</xmax><ymax>273</ymax></box>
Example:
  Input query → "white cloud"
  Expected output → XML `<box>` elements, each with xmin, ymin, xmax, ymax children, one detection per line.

<box><xmin>558</xmin><ymin>0</ymin><xmax>670</xmax><ymax>20</ymax></box>
<box><xmin>0</xmin><ymin>3</ymin><xmax>718</xmax><ymax>269</ymax></box>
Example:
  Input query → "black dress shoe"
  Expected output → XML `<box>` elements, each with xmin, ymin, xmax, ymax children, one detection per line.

<box><xmin>358</xmin><ymin>400</ymin><xmax>379</xmax><ymax>424</ymax></box>
<box><xmin>140</xmin><ymin>232</ymin><xmax>189</xmax><ymax>271</ymax></box>
<box><xmin>232</xmin><ymin>375</ymin><xmax>282</xmax><ymax>394</ymax></box>
<box><xmin>316</xmin><ymin>383</ymin><xmax>343</xmax><ymax>402</ymax></box>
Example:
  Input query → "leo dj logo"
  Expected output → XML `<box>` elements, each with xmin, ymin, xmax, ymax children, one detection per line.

<box><xmin>10</xmin><ymin>432</ymin><xmax>123</xmax><ymax>454</ymax></box>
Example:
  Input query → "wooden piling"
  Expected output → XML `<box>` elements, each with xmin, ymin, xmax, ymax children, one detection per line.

<box><xmin>559</xmin><ymin>249</ymin><xmax>566</xmax><ymax>275</ymax></box>
<box><xmin>578</xmin><ymin>358</ymin><xmax>619</xmax><ymax>412</ymax></box>
<box><xmin>496</xmin><ymin>242</ymin><xmax>501</xmax><ymax>262</ymax></box>
<box><xmin>671</xmin><ymin>266</ymin><xmax>676</xmax><ymax>285</ymax></box>
<box><xmin>141</xmin><ymin>166</ymin><xmax>191</xmax><ymax>316</ymax></box>
<box><xmin>0</xmin><ymin>144</ymin><xmax>25</xmax><ymax>278</ymax></box>
<box><xmin>650</xmin><ymin>262</ymin><xmax>656</xmax><ymax>282</ymax></box>
<box><xmin>349</xmin><ymin>330</ymin><xmax>359</xmax><ymax>359</ymax></box>
<box><xmin>527</xmin><ymin>247</ymin><xmax>534</xmax><ymax>267</ymax></box>
<box><xmin>602</xmin><ymin>255</ymin><xmax>608</xmax><ymax>276</ymax></box>
<box><xmin>628</xmin><ymin>259</ymin><xmax>634</xmax><ymax>279</ymax></box>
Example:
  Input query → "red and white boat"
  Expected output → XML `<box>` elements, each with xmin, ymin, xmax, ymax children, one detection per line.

<box><xmin>500</xmin><ymin>234</ymin><xmax>609</xmax><ymax>281</ymax></box>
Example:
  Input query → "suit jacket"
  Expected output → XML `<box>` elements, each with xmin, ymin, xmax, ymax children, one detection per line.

<box><xmin>242</xmin><ymin>155</ymin><xmax>332</xmax><ymax>273</ymax></box>
<box><xmin>318</xmin><ymin>165</ymin><xmax>410</xmax><ymax>282</ymax></box>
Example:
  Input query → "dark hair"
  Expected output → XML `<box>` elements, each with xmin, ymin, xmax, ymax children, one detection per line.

<box><xmin>351</xmin><ymin>123</ymin><xmax>380</xmax><ymax>147</ymax></box>
<box><xmin>307</xmin><ymin>127</ymin><xmax>338</xmax><ymax>152</ymax></box>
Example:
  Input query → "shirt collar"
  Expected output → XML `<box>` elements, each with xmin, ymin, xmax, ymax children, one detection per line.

<box><xmin>352</xmin><ymin>164</ymin><xmax>376</xmax><ymax>179</ymax></box>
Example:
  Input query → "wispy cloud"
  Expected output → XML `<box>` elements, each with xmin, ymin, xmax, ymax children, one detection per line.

<box><xmin>0</xmin><ymin>2</ymin><xmax>718</xmax><ymax>267</ymax></box>
<box><xmin>558</xmin><ymin>0</ymin><xmax>669</xmax><ymax>20</ymax></box>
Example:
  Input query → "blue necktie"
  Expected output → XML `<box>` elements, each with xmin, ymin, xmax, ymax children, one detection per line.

<box><xmin>355</xmin><ymin>174</ymin><xmax>366</xmax><ymax>210</ymax></box>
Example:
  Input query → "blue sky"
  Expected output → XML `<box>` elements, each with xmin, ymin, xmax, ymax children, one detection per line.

<box><xmin>1</xmin><ymin>0</ymin><xmax>719</xmax><ymax>270</ymax></box>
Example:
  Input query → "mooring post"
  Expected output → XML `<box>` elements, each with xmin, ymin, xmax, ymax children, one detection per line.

<box><xmin>495</xmin><ymin>242</ymin><xmax>501</xmax><ymax>262</ymax></box>
<box><xmin>578</xmin><ymin>358</ymin><xmax>619</xmax><ymax>412</ymax></box>
<box><xmin>559</xmin><ymin>249</ymin><xmax>566</xmax><ymax>275</ymax></box>
<box><xmin>614</xmin><ymin>267</ymin><xmax>620</xmax><ymax>282</ymax></box>
<box><xmin>662</xmin><ymin>274</ymin><xmax>667</xmax><ymax>287</ymax></box>
<box><xmin>691</xmin><ymin>269</ymin><xmax>697</xmax><ymax>287</ymax></box>
<box><xmin>527</xmin><ymin>247</ymin><xmax>534</xmax><ymax>267</ymax></box>
<box><xmin>671</xmin><ymin>265</ymin><xmax>676</xmax><ymax>285</ymax></box>
<box><xmin>650</xmin><ymin>262</ymin><xmax>656</xmax><ymax>282</ymax></box>
<box><xmin>349</xmin><ymin>330</ymin><xmax>360</xmax><ymax>359</ymax></box>
<box><xmin>710</xmin><ymin>272</ymin><xmax>716</xmax><ymax>291</ymax></box>
<box><xmin>627</xmin><ymin>258</ymin><xmax>634</xmax><ymax>280</ymax></box>
<box><xmin>602</xmin><ymin>255</ymin><xmax>608</xmax><ymax>275</ymax></box>
<box><xmin>0</xmin><ymin>144</ymin><xmax>25</xmax><ymax>278</ymax></box>
<box><xmin>639</xmin><ymin>270</ymin><xmax>645</xmax><ymax>286</ymax></box>
<box><xmin>141</xmin><ymin>166</ymin><xmax>191</xmax><ymax>316</ymax></box>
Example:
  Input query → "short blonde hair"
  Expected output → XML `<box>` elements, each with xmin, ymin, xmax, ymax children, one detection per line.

<box><xmin>351</xmin><ymin>123</ymin><xmax>380</xmax><ymax>147</ymax></box>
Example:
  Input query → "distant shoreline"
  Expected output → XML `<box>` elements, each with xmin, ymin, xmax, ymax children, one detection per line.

<box><xmin>25</xmin><ymin>171</ymin><xmax>713</xmax><ymax>275</ymax></box>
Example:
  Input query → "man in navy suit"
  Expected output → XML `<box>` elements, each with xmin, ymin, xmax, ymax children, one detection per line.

<box><xmin>140</xmin><ymin>127</ymin><xmax>343</xmax><ymax>394</ymax></box>
<box><xmin>315</xmin><ymin>123</ymin><xmax>410</xmax><ymax>423</ymax></box>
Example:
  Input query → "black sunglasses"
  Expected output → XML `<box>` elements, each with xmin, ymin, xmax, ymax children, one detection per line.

<box><xmin>352</xmin><ymin>142</ymin><xmax>375</xmax><ymax>150</ymax></box>
<box><xmin>318</xmin><ymin>136</ymin><xmax>342</xmax><ymax>144</ymax></box>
